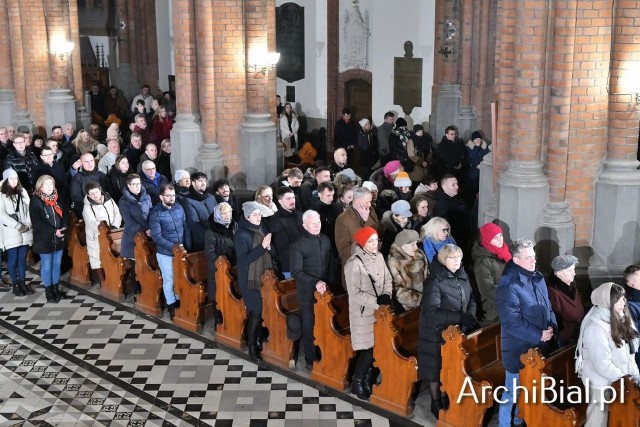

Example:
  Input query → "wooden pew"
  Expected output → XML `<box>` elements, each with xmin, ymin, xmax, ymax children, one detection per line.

<box><xmin>438</xmin><ymin>323</ymin><xmax>504</xmax><ymax>427</ymax></box>
<box><xmin>609</xmin><ymin>375</ymin><xmax>640</xmax><ymax>427</ymax></box>
<box><xmin>260</xmin><ymin>269</ymin><xmax>300</xmax><ymax>369</ymax></box>
<box><xmin>310</xmin><ymin>290</ymin><xmax>355</xmax><ymax>391</ymax></box>
<box><xmin>133</xmin><ymin>232</ymin><xmax>163</xmax><ymax>316</ymax></box>
<box><xmin>68</xmin><ymin>215</ymin><xmax>91</xmax><ymax>287</ymax></box>
<box><xmin>370</xmin><ymin>305</ymin><xmax>420</xmax><ymax>416</ymax></box>
<box><xmin>214</xmin><ymin>256</ymin><xmax>246</xmax><ymax>350</ymax></box>
<box><xmin>172</xmin><ymin>245</ymin><xmax>207</xmax><ymax>332</ymax></box>
<box><xmin>98</xmin><ymin>222</ymin><xmax>125</xmax><ymax>302</ymax></box>
<box><xmin>518</xmin><ymin>346</ymin><xmax>586</xmax><ymax>427</ymax></box>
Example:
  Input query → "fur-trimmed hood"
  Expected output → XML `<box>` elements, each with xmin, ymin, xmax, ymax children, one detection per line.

<box><xmin>466</xmin><ymin>138</ymin><xmax>490</xmax><ymax>151</ymax></box>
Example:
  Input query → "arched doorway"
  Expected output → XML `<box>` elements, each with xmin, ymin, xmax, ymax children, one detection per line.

<box><xmin>345</xmin><ymin>79</ymin><xmax>372</xmax><ymax>122</ymax></box>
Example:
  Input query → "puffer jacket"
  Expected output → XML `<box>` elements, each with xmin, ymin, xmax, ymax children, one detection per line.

<box><xmin>4</xmin><ymin>149</ymin><xmax>40</xmax><ymax>192</ymax></box>
<box><xmin>472</xmin><ymin>241</ymin><xmax>507</xmax><ymax>326</ymax></box>
<box><xmin>0</xmin><ymin>184</ymin><xmax>33</xmax><ymax>249</ymax></box>
<box><xmin>179</xmin><ymin>189</ymin><xmax>217</xmax><ymax>252</ymax></box>
<box><xmin>118</xmin><ymin>187</ymin><xmax>152</xmax><ymax>259</ymax></box>
<box><xmin>82</xmin><ymin>193</ymin><xmax>122</xmax><ymax>269</ymax></box>
<box><xmin>148</xmin><ymin>202</ymin><xmax>191</xmax><ymax>256</ymax></box>
<box><xmin>387</xmin><ymin>243</ymin><xmax>428</xmax><ymax>310</ymax></box>
<box><xmin>344</xmin><ymin>244</ymin><xmax>393</xmax><ymax>351</ymax></box>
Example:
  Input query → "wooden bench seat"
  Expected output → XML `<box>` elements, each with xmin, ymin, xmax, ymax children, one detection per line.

<box><xmin>260</xmin><ymin>270</ymin><xmax>300</xmax><ymax>369</ymax></box>
<box><xmin>133</xmin><ymin>232</ymin><xmax>163</xmax><ymax>316</ymax></box>
<box><xmin>68</xmin><ymin>215</ymin><xmax>91</xmax><ymax>287</ymax></box>
<box><xmin>438</xmin><ymin>323</ymin><xmax>504</xmax><ymax>426</ymax></box>
<box><xmin>609</xmin><ymin>375</ymin><xmax>640</xmax><ymax>427</ymax></box>
<box><xmin>370</xmin><ymin>305</ymin><xmax>420</xmax><ymax>416</ymax></box>
<box><xmin>98</xmin><ymin>222</ymin><xmax>125</xmax><ymax>302</ymax></box>
<box><xmin>172</xmin><ymin>245</ymin><xmax>207</xmax><ymax>332</ymax></box>
<box><xmin>213</xmin><ymin>256</ymin><xmax>246</xmax><ymax>350</ymax></box>
<box><xmin>310</xmin><ymin>290</ymin><xmax>355</xmax><ymax>390</ymax></box>
<box><xmin>518</xmin><ymin>345</ymin><xmax>586</xmax><ymax>427</ymax></box>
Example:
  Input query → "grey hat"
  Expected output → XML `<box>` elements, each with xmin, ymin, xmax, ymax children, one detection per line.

<box><xmin>362</xmin><ymin>181</ymin><xmax>378</xmax><ymax>192</ymax></box>
<box><xmin>391</xmin><ymin>200</ymin><xmax>412</xmax><ymax>218</ymax></box>
<box><xmin>242</xmin><ymin>201</ymin><xmax>274</xmax><ymax>219</ymax></box>
<box><xmin>174</xmin><ymin>169</ymin><xmax>190</xmax><ymax>183</ymax></box>
<box><xmin>2</xmin><ymin>169</ymin><xmax>18</xmax><ymax>180</ymax></box>
<box><xmin>551</xmin><ymin>255</ymin><xmax>578</xmax><ymax>272</ymax></box>
<box><xmin>395</xmin><ymin>229</ymin><xmax>420</xmax><ymax>247</ymax></box>
<box><xmin>337</xmin><ymin>168</ymin><xmax>356</xmax><ymax>182</ymax></box>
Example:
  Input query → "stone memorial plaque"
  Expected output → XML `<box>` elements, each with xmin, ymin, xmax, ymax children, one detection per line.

<box><xmin>276</xmin><ymin>3</ymin><xmax>305</xmax><ymax>83</ymax></box>
<box><xmin>394</xmin><ymin>41</ymin><xmax>422</xmax><ymax>112</ymax></box>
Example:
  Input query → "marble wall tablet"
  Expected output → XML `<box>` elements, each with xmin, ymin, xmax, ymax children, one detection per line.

<box><xmin>394</xmin><ymin>57</ymin><xmax>423</xmax><ymax>113</ymax></box>
<box><xmin>276</xmin><ymin>3</ymin><xmax>305</xmax><ymax>83</ymax></box>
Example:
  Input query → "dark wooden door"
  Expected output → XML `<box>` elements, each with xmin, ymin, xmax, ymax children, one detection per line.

<box><xmin>345</xmin><ymin>79</ymin><xmax>372</xmax><ymax>122</ymax></box>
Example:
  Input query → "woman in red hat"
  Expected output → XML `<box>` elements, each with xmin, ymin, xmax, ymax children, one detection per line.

<box><xmin>344</xmin><ymin>226</ymin><xmax>393</xmax><ymax>400</ymax></box>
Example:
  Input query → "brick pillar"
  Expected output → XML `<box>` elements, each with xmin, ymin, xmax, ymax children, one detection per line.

<box><xmin>69</xmin><ymin>0</ymin><xmax>90</xmax><ymax>131</ymax></box>
<box><xmin>0</xmin><ymin>0</ymin><xmax>17</xmax><ymax>127</ymax></box>
<box><xmin>429</xmin><ymin>0</ymin><xmax>462</xmax><ymax>141</ymax></box>
<box><xmin>240</xmin><ymin>0</ymin><xmax>278</xmax><ymax>190</ymax></box>
<box><xmin>194</xmin><ymin>0</ymin><xmax>224</xmax><ymax>181</ymax></box>
<box><xmin>457</xmin><ymin>0</ymin><xmax>477</xmax><ymax>140</ymax></box>
<box><xmin>496</xmin><ymin>0</ymin><xmax>549</xmax><ymax>242</ymax></box>
<box><xmin>592</xmin><ymin>1</ymin><xmax>640</xmax><ymax>275</ymax></box>
<box><xmin>170</xmin><ymin>0</ymin><xmax>203</xmax><ymax>175</ymax></box>
<box><xmin>537</xmin><ymin>0</ymin><xmax>578</xmax><ymax>271</ymax></box>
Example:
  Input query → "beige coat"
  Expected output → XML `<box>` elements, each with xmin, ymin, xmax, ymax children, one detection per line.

<box><xmin>344</xmin><ymin>245</ymin><xmax>393</xmax><ymax>351</ymax></box>
<box><xmin>82</xmin><ymin>195</ymin><xmax>122</xmax><ymax>269</ymax></box>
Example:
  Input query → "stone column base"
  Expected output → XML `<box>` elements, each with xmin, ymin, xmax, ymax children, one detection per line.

<box><xmin>0</xmin><ymin>90</ymin><xmax>16</xmax><ymax>127</ymax></box>
<box><xmin>478</xmin><ymin>152</ymin><xmax>497</xmax><ymax>226</ymax></box>
<box><xmin>196</xmin><ymin>143</ymin><xmax>225</xmax><ymax>183</ymax></box>
<box><xmin>45</xmin><ymin>89</ymin><xmax>77</xmax><ymax>133</ymax></box>
<box><xmin>78</xmin><ymin>107</ymin><xmax>91</xmax><ymax>131</ymax></box>
<box><xmin>429</xmin><ymin>83</ymin><xmax>461</xmax><ymax>141</ymax></box>
<box><xmin>591</xmin><ymin>159</ymin><xmax>640</xmax><ymax>281</ymax></box>
<box><xmin>170</xmin><ymin>113</ymin><xmax>202</xmax><ymax>174</ymax></box>
<box><xmin>240</xmin><ymin>113</ymin><xmax>277</xmax><ymax>191</ymax></box>
<box><xmin>457</xmin><ymin>105</ymin><xmax>477</xmax><ymax>141</ymax></box>
<box><xmin>536</xmin><ymin>201</ymin><xmax>575</xmax><ymax>275</ymax></box>
<box><xmin>13</xmin><ymin>111</ymin><xmax>35</xmax><ymax>134</ymax></box>
<box><xmin>496</xmin><ymin>160</ymin><xmax>549</xmax><ymax>241</ymax></box>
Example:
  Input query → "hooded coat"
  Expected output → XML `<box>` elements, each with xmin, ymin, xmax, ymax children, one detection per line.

<box><xmin>344</xmin><ymin>244</ymin><xmax>393</xmax><ymax>351</ymax></box>
<box><xmin>387</xmin><ymin>243</ymin><xmax>428</xmax><ymax>310</ymax></box>
<box><xmin>418</xmin><ymin>259</ymin><xmax>476</xmax><ymax>381</ymax></box>
<box><xmin>82</xmin><ymin>193</ymin><xmax>123</xmax><ymax>269</ymax></box>
<box><xmin>118</xmin><ymin>187</ymin><xmax>152</xmax><ymax>258</ymax></box>
<box><xmin>0</xmin><ymin>183</ymin><xmax>33</xmax><ymax>250</ymax></box>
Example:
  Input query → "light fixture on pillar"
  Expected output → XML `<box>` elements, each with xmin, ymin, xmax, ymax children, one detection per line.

<box><xmin>248</xmin><ymin>49</ymin><xmax>280</xmax><ymax>75</ymax></box>
<box><xmin>50</xmin><ymin>35</ymin><xmax>75</xmax><ymax>60</ymax></box>
<box><xmin>621</xmin><ymin>61</ymin><xmax>640</xmax><ymax>109</ymax></box>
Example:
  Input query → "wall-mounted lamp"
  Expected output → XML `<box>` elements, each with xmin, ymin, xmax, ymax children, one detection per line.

<box><xmin>50</xmin><ymin>37</ymin><xmax>75</xmax><ymax>60</ymax></box>
<box><xmin>248</xmin><ymin>51</ymin><xmax>280</xmax><ymax>75</ymax></box>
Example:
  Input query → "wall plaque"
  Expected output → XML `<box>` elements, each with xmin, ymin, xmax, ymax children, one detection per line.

<box><xmin>276</xmin><ymin>3</ymin><xmax>305</xmax><ymax>83</ymax></box>
<box><xmin>393</xmin><ymin>41</ymin><xmax>423</xmax><ymax>112</ymax></box>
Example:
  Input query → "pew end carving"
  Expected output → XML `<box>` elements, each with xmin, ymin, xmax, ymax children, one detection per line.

<box><xmin>68</xmin><ymin>215</ymin><xmax>91</xmax><ymax>287</ymax></box>
<box><xmin>133</xmin><ymin>232</ymin><xmax>163</xmax><ymax>316</ymax></box>
<box><xmin>172</xmin><ymin>245</ymin><xmax>207</xmax><ymax>332</ymax></box>
<box><xmin>214</xmin><ymin>256</ymin><xmax>246</xmax><ymax>350</ymax></box>
<box><xmin>609</xmin><ymin>375</ymin><xmax>640</xmax><ymax>427</ymax></box>
<box><xmin>98</xmin><ymin>222</ymin><xmax>125</xmax><ymax>302</ymax></box>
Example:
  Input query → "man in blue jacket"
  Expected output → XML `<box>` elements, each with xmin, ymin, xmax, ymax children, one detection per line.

<box><xmin>496</xmin><ymin>238</ymin><xmax>557</xmax><ymax>427</ymax></box>
<box><xmin>623</xmin><ymin>264</ymin><xmax>640</xmax><ymax>367</ymax></box>
<box><xmin>178</xmin><ymin>171</ymin><xmax>217</xmax><ymax>252</ymax></box>
<box><xmin>148</xmin><ymin>183</ymin><xmax>191</xmax><ymax>320</ymax></box>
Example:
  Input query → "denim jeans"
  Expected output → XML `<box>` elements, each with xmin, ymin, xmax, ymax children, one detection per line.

<box><xmin>40</xmin><ymin>250</ymin><xmax>63</xmax><ymax>287</ymax></box>
<box><xmin>282</xmin><ymin>272</ymin><xmax>292</xmax><ymax>279</ymax></box>
<box><xmin>156</xmin><ymin>253</ymin><xmax>179</xmax><ymax>305</ymax></box>
<box><xmin>7</xmin><ymin>245</ymin><xmax>29</xmax><ymax>282</ymax></box>
<box><xmin>498</xmin><ymin>370</ymin><xmax>523</xmax><ymax>426</ymax></box>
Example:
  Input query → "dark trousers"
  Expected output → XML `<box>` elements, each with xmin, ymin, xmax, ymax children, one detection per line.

<box><xmin>299</xmin><ymin>302</ymin><xmax>316</xmax><ymax>364</ymax></box>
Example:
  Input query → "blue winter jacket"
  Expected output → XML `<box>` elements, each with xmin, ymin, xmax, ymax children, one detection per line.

<box><xmin>178</xmin><ymin>190</ymin><xmax>217</xmax><ymax>252</ymax></box>
<box><xmin>148</xmin><ymin>202</ymin><xmax>192</xmax><ymax>256</ymax></box>
<box><xmin>496</xmin><ymin>260</ymin><xmax>558</xmax><ymax>372</ymax></box>
<box><xmin>118</xmin><ymin>187</ymin><xmax>152</xmax><ymax>258</ymax></box>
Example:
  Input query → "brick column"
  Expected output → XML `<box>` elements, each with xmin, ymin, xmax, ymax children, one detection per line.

<box><xmin>592</xmin><ymin>1</ymin><xmax>640</xmax><ymax>274</ymax></box>
<box><xmin>69</xmin><ymin>0</ymin><xmax>90</xmax><ymax>130</ymax></box>
<box><xmin>0</xmin><ymin>0</ymin><xmax>17</xmax><ymax>127</ymax></box>
<box><xmin>496</xmin><ymin>0</ymin><xmax>549</xmax><ymax>241</ymax></box>
<box><xmin>194</xmin><ymin>0</ymin><xmax>224</xmax><ymax>181</ymax></box>
<box><xmin>537</xmin><ymin>0</ymin><xmax>578</xmax><ymax>271</ymax></box>
<box><xmin>456</xmin><ymin>0</ymin><xmax>477</xmax><ymax>140</ymax></box>
<box><xmin>240</xmin><ymin>0</ymin><xmax>278</xmax><ymax>190</ymax></box>
<box><xmin>170</xmin><ymin>0</ymin><xmax>203</xmax><ymax>175</ymax></box>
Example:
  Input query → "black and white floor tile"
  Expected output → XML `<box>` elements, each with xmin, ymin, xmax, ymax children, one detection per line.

<box><xmin>0</xmin><ymin>273</ymin><xmax>434</xmax><ymax>426</ymax></box>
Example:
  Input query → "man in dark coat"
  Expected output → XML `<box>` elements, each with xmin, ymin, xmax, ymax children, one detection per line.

<box><xmin>213</xmin><ymin>178</ymin><xmax>241</xmax><ymax>221</ymax></box>
<box><xmin>269</xmin><ymin>186</ymin><xmax>304</xmax><ymax>278</ymax></box>
<box><xmin>148</xmin><ymin>183</ymin><xmax>191</xmax><ymax>319</ymax></box>
<box><xmin>4</xmin><ymin>135</ymin><xmax>40</xmax><ymax>193</ymax></box>
<box><xmin>623</xmin><ymin>264</ymin><xmax>640</xmax><ymax>367</ymax></box>
<box><xmin>299</xmin><ymin>166</ymin><xmax>331</xmax><ymax>211</ymax></box>
<box><xmin>333</xmin><ymin>108</ymin><xmax>358</xmax><ymax>151</ymax></box>
<box><xmin>377</xmin><ymin>111</ymin><xmax>395</xmax><ymax>165</ymax></box>
<box><xmin>290</xmin><ymin>210</ymin><xmax>335</xmax><ymax>371</ymax></box>
<box><xmin>124</xmin><ymin>133</ymin><xmax>144</xmax><ymax>172</ymax></box>
<box><xmin>496</xmin><ymin>239</ymin><xmax>557</xmax><ymax>427</ymax></box>
<box><xmin>70</xmin><ymin>153</ymin><xmax>112</xmax><ymax>216</ymax></box>
<box><xmin>31</xmin><ymin>146</ymin><xmax>70</xmax><ymax>204</ymax></box>
<box><xmin>435</xmin><ymin>125</ymin><xmax>467</xmax><ymax>182</ymax></box>
<box><xmin>432</xmin><ymin>175</ymin><xmax>472</xmax><ymax>255</ymax></box>
<box><xmin>179</xmin><ymin>172</ymin><xmax>217</xmax><ymax>251</ymax></box>
<box><xmin>140</xmin><ymin>160</ymin><xmax>169</xmax><ymax>206</ymax></box>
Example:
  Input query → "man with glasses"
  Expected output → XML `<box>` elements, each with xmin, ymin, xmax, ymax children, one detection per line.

<box><xmin>4</xmin><ymin>135</ymin><xmax>40</xmax><ymax>193</ymax></box>
<box><xmin>32</xmin><ymin>147</ymin><xmax>69</xmax><ymax>203</ymax></box>
<box><xmin>70</xmin><ymin>153</ymin><xmax>112</xmax><ymax>216</ymax></box>
<box><xmin>140</xmin><ymin>160</ymin><xmax>168</xmax><ymax>206</ymax></box>
<box><xmin>148</xmin><ymin>183</ymin><xmax>191</xmax><ymax>320</ymax></box>
<box><xmin>496</xmin><ymin>238</ymin><xmax>557</xmax><ymax>427</ymax></box>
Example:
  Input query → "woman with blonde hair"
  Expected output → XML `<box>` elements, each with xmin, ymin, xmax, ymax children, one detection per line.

<box><xmin>255</xmin><ymin>185</ymin><xmax>278</xmax><ymax>214</ymax></box>
<box><xmin>153</xmin><ymin>105</ymin><xmax>174</xmax><ymax>142</ymax></box>
<box><xmin>420</xmin><ymin>216</ymin><xmax>456</xmax><ymax>264</ymax></box>
<box><xmin>72</xmin><ymin>129</ymin><xmax>108</xmax><ymax>159</ymax></box>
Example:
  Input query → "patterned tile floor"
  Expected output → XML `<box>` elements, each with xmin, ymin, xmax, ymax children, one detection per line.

<box><xmin>0</xmin><ymin>273</ymin><xmax>436</xmax><ymax>426</ymax></box>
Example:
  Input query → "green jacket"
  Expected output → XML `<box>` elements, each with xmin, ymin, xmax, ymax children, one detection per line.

<box><xmin>472</xmin><ymin>241</ymin><xmax>506</xmax><ymax>326</ymax></box>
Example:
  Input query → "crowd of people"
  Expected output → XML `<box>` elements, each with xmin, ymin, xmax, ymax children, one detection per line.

<box><xmin>1</xmin><ymin>91</ymin><xmax>638</xmax><ymax>426</ymax></box>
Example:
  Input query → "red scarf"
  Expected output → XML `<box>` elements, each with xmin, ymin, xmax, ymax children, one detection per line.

<box><xmin>39</xmin><ymin>190</ymin><xmax>63</xmax><ymax>218</ymax></box>
<box><xmin>480</xmin><ymin>223</ymin><xmax>512</xmax><ymax>263</ymax></box>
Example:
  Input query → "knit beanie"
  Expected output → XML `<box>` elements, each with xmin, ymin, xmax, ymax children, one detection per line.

<box><xmin>2</xmin><ymin>169</ymin><xmax>18</xmax><ymax>180</ymax></box>
<box><xmin>383</xmin><ymin>160</ymin><xmax>402</xmax><ymax>179</ymax></box>
<box><xmin>174</xmin><ymin>169</ymin><xmax>190</xmax><ymax>183</ymax></box>
<box><xmin>471</xmin><ymin>131</ymin><xmax>482</xmax><ymax>141</ymax></box>
<box><xmin>354</xmin><ymin>226</ymin><xmax>378</xmax><ymax>248</ymax></box>
<box><xmin>394</xmin><ymin>171</ymin><xmax>412</xmax><ymax>188</ymax></box>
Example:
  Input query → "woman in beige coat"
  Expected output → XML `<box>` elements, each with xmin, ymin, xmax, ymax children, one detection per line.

<box><xmin>82</xmin><ymin>181</ymin><xmax>122</xmax><ymax>284</ymax></box>
<box><xmin>344</xmin><ymin>226</ymin><xmax>392</xmax><ymax>400</ymax></box>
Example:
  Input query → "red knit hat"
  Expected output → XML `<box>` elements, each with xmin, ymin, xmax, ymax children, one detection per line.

<box><xmin>354</xmin><ymin>226</ymin><xmax>378</xmax><ymax>248</ymax></box>
<box><xmin>480</xmin><ymin>223</ymin><xmax>502</xmax><ymax>244</ymax></box>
